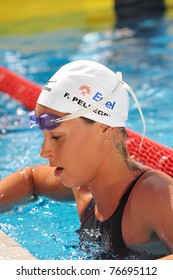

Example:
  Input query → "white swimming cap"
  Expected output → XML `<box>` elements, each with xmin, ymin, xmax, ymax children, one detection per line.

<box><xmin>37</xmin><ymin>60</ymin><xmax>145</xmax><ymax>143</ymax></box>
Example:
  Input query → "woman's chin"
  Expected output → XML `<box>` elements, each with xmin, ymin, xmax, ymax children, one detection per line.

<box><xmin>60</xmin><ymin>176</ymin><xmax>79</xmax><ymax>189</ymax></box>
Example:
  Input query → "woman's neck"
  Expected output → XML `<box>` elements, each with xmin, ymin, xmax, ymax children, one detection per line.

<box><xmin>89</xmin><ymin>157</ymin><xmax>143</xmax><ymax>222</ymax></box>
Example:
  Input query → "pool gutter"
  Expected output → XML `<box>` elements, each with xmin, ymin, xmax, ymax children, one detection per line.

<box><xmin>0</xmin><ymin>230</ymin><xmax>36</xmax><ymax>260</ymax></box>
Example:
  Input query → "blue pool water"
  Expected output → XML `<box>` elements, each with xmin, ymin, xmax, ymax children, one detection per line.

<box><xmin>0</xmin><ymin>15</ymin><xmax>173</xmax><ymax>259</ymax></box>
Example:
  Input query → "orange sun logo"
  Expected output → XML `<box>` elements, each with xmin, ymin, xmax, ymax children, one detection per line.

<box><xmin>79</xmin><ymin>85</ymin><xmax>91</xmax><ymax>96</ymax></box>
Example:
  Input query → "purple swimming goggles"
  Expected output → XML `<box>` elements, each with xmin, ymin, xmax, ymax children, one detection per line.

<box><xmin>29</xmin><ymin>110</ymin><xmax>90</xmax><ymax>130</ymax></box>
<box><xmin>29</xmin><ymin>111</ymin><xmax>62</xmax><ymax>130</ymax></box>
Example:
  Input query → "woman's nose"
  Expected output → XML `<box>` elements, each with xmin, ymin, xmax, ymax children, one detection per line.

<box><xmin>40</xmin><ymin>139</ymin><xmax>53</xmax><ymax>159</ymax></box>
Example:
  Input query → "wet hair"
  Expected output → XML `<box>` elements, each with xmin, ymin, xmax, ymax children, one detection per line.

<box><xmin>118</xmin><ymin>127</ymin><xmax>128</xmax><ymax>139</ymax></box>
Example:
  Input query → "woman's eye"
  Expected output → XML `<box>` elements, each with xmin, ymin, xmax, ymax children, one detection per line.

<box><xmin>52</xmin><ymin>136</ymin><xmax>61</xmax><ymax>140</ymax></box>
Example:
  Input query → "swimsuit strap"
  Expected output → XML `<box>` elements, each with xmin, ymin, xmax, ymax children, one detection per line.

<box><xmin>80</xmin><ymin>170</ymin><xmax>147</xmax><ymax>249</ymax></box>
<box><xmin>111</xmin><ymin>171</ymin><xmax>147</xmax><ymax>248</ymax></box>
<box><xmin>80</xmin><ymin>198</ymin><xmax>95</xmax><ymax>227</ymax></box>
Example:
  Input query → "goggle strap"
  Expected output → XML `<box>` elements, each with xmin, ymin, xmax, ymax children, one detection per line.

<box><xmin>120</xmin><ymin>80</ymin><xmax>146</xmax><ymax>150</ymax></box>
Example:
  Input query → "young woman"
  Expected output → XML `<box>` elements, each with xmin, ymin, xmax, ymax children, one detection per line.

<box><xmin>1</xmin><ymin>60</ymin><xmax>173</xmax><ymax>259</ymax></box>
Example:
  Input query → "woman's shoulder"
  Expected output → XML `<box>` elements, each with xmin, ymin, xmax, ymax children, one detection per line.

<box><xmin>129</xmin><ymin>168</ymin><xmax>173</xmax><ymax>247</ymax></box>
<box><xmin>137</xmin><ymin>168</ymin><xmax>173</xmax><ymax>189</ymax></box>
<box><xmin>131</xmin><ymin>167</ymin><xmax>173</xmax><ymax>211</ymax></box>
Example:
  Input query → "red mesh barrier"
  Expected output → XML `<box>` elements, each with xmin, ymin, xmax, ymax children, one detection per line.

<box><xmin>0</xmin><ymin>66</ymin><xmax>41</xmax><ymax>110</ymax></box>
<box><xmin>0</xmin><ymin>66</ymin><xmax>173</xmax><ymax>177</ymax></box>
<box><xmin>126</xmin><ymin>129</ymin><xmax>173</xmax><ymax>177</ymax></box>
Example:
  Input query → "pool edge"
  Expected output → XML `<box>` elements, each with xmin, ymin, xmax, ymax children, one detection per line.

<box><xmin>0</xmin><ymin>230</ymin><xmax>36</xmax><ymax>260</ymax></box>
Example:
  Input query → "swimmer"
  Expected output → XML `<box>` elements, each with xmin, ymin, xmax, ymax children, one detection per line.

<box><xmin>0</xmin><ymin>60</ymin><xmax>173</xmax><ymax>260</ymax></box>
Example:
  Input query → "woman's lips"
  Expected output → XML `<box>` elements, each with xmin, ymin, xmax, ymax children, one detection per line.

<box><xmin>54</xmin><ymin>167</ymin><xmax>64</xmax><ymax>176</ymax></box>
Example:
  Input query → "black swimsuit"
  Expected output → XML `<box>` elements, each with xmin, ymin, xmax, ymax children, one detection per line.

<box><xmin>78</xmin><ymin>171</ymin><xmax>169</xmax><ymax>259</ymax></box>
<box><xmin>79</xmin><ymin>172</ymin><xmax>145</xmax><ymax>252</ymax></box>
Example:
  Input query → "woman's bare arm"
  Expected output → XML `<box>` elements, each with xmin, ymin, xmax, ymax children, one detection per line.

<box><xmin>0</xmin><ymin>164</ymin><xmax>74</xmax><ymax>213</ymax></box>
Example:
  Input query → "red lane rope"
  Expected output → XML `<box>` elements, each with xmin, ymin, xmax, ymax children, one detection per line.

<box><xmin>0</xmin><ymin>66</ymin><xmax>173</xmax><ymax>177</ymax></box>
<box><xmin>0</xmin><ymin>66</ymin><xmax>41</xmax><ymax>110</ymax></box>
<box><xmin>126</xmin><ymin>129</ymin><xmax>173</xmax><ymax>177</ymax></box>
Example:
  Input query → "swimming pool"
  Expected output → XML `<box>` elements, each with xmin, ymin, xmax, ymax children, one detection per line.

<box><xmin>0</xmin><ymin>15</ymin><xmax>173</xmax><ymax>259</ymax></box>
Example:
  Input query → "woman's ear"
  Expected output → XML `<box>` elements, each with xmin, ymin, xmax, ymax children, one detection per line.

<box><xmin>100</xmin><ymin>124</ymin><xmax>115</xmax><ymax>139</ymax></box>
